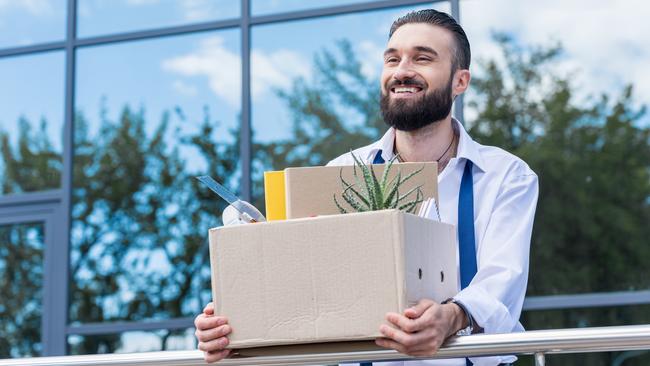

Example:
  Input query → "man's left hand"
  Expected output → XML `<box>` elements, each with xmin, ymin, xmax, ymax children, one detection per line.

<box><xmin>375</xmin><ymin>299</ymin><xmax>465</xmax><ymax>356</ymax></box>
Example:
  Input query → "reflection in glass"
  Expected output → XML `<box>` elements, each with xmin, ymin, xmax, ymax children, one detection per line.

<box><xmin>67</xmin><ymin>328</ymin><xmax>195</xmax><ymax>355</ymax></box>
<box><xmin>0</xmin><ymin>0</ymin><xmax>66</xmax><ymax>49</ymax></box>
<box><xmin>0</xmin><ymin>52</ymin><xmax>65</xmax><ymax>196</ymax></box>
<box><xmin>461</xmin><ymin>0</ymin><xmax>650</xmax><ymax>298</ymax></box>
<box><xmin>252</xmin><ymin>0</ymin><xmax>378</xmax><ymax>16</ymax></box>
<box><xmin>0</xmin><ymin>222</ymin><xmax>44</xmax><ymax>358</ymax></box>
<box><xmin>71</xmin><ymin>30</ymin><xmax>241</xmax><ymax>333</ymax></box>
<box><xmin>77</xmin><ymin>0</ymin><xmax>240</xmax><ymax>38</ymax></box>
<box><xmin>249</xmin><ymin>3</ymin><xmax>449</xmax><ymax>208</ymax></box>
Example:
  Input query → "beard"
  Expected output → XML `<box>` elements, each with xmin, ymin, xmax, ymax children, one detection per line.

<box><xmin>380</xmin><ymin>76</ymin><xmax>454</xmax><ymax>132</ymax></box>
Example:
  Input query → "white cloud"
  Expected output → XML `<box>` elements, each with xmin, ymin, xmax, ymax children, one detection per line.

<box><xmin>179</xmin><ymin>0</ymin><xmax>217</xmax><ymax>22</ymax></box>
<box><xmin>172</xmin><ymin>80</ymin><xmax>198</xmax><ymax>97</ymax></box>
<box><xmin>161</xmin><ymin>36</ymin><xmax>241</xmax><ymax>107</ymax></box>
<box><xmin>462</xmin><ymin>0</ymin><xmax>650</xmax><ymax>104</ymax></box>
<box><xmin>161</xmin><ymin>36</ymin><xmax>311</xmax><ymax>107</ymax></box>
<box><xmin>250</xmin><ymin>48</ymin><xmax>311</xmax><ymax>96</ymax></box>
<box><xmin>0</xmin><ymin>0</ymin><xmax>54</xmax><ymax>15</ymax></box>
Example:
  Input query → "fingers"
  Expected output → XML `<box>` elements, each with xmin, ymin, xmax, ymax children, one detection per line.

<box><xmin>195</xmin><ymin>313</ymin><xmax>228</xmax><ymax>331</ymax></box>
<box><xmin>379</xmin><ymin>323</ymin><xmax>428</xmax><ymax>347</ymax></box>
<box><xmin>197</xmin><ymin>332</ymin><xmax>230</xmax><ymax>352</ymax></box>
<box><xmin>386</xmin><ymin>312</ymin><xmax>421</xmax><ymax>333</ymax></box>
<box><xmin>195</xmin><ymin>324</ymin><xmax>232</xmax><ymax>343</ymax></box>
<box><xmin>195</xmin><ymin>303</ymin><xmax>231</xmax><ymax>363</ymax></box>
<box><xmin>203</xmin><ymin>302</ymin><xmax>215</xmax><ymax>315</ymax></box>
<box><xmin>404</xmin><ymin>299</ymin><xmax>435</xmax><ymax>319</ymax></box>
<box><xmin>379</xmin><ymin>316</ymin><xmax>446</xmax><ymax>357</ymax></box>
<box><xmin>204</xmin><ymin>349</ymin><xmax>231</xmax><ymax>363</ymax></box>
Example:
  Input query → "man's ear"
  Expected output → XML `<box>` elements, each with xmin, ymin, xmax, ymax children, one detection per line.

<box><xmin>452</xmin><ymin>69</ymin><xmax>471</xmax><ymax>97</ymax></box>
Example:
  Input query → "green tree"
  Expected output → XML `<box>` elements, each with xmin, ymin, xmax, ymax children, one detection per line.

<box><xmin>68</xmin><ymin>105</ymin><xmax>238</xmax><ymax>353</ymax></box>
<box><xmin>0</xmin><ymin>117</ymin><xmax>61</xmax><ymax>194</ymax></box>
<box><xmin>1</xmin><ymin>104</ymin><xmax>239</xmax><ymax>355</ymax></box>
<box><xmin>466</xmin><ymin>34</ymin><xmax>650</xmax><ymax>366</ymax></box>
<box><xmin>0</xmin><ymin>223</ymin><xmax>43</xmax><ymax>357</ymax></box>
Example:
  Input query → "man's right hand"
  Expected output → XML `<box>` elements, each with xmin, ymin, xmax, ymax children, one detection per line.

<box><xmin>195</xmin><ymin>302</ymin><xmax>232</xmax><ymax>363</ymax></box>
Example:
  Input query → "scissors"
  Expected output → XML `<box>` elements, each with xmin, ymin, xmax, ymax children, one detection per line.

<box><xmin>195</xmin><ymin>175</ymin><xmax>266</xmax><ymax>223</ymax></box>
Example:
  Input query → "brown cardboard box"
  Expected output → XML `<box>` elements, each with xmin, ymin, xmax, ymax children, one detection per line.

<box><xmin>209</xmin><ymin>209</ymin><xmax>458</xmax><ymax>349</ymax></box>
<box><xmin>284</xmin><ymin>162</ymin><xmax>438</xmax><ymax>219</ymax></box>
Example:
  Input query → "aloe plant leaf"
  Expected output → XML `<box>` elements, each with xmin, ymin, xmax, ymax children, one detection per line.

<box><xmin>399</xmin><ymin>188</ymin><xmax>424</xmax><ymax>213</ymax></box>
<box><xmin>369</xmin><ymin>163</ymin><xmax>383</xmax><ymax>207</ymax></box>
<box><xmin>400</xmin><ymin>164</ymin><xmax>426</xmax><ymax>187</ymax></box>
<box><xmin>384</xmin><ymin>169</ymin><xmax>402</xmax><ymax>207</ymax></box>
<box><xmin>380</xmin><ymin>154</ymin><xmax>398</xmax><ymax>192</ymax></box>
<box><xmin>342</xmin><ymin>188</ymin><xmax>367</xmax><ymax>212</ymax></box>
<box><xmin>397</xmin><ymin>184</ymin><xmax>424</xmax><ymax>204</ymax></box>
<box><xmin>333</xmin><ymin>194</ymin><xmax>348</xmax><ymax>214</ymax></box>
<box><xmin>340</xmin><ymin>168</ymin><xmax>370</xmax><ymax>208</ymax></box>
<box><xmin>352</xmin><ymin>153</ymin><xmax>377</xmax><ymax>209</ymax></box>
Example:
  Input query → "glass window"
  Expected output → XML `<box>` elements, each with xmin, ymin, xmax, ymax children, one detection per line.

<box><xmin>67</xmin><ymin>328</ymin><xmax>194</xmax><ymax>355</ymax></box>
<box><xmin>0</xmin><ymin>222</ymin><xmax>45</xmax><ymax>358</ymax></box>
<box><xmin>253</xmin><ymin>0</ymin><xmax>387</xmax><ymax>16</ymax></box>
<box><xmin>0</xmin><ymin>0</ymin><xmax>66</xmax><ymax>49</ymax></box>
<box><xmin>249</xmin><ymin>3</ymin><xmax>449</xmax><ymax>207</ymax></box>
<box><xmin>71</xmin><ymin>29</ymin><xmax>241</xmax><ymax>324</ymax></box>
<box><xmin>461</xmin><ymin>0</ymin><xmax>650</xmax><ymax>296</ymax></box>
<box><xmin>77</xmin><ymin>0</ymin><xmax>240</xmax><ymax>38</ymax></box>
<box><xmin>0</xmin><ymin>52</ymin><xmax>65</xmax><ymax>196</ymax></box>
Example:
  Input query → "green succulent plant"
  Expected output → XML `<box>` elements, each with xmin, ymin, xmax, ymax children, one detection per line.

<box><xmin>333</xmin><ymin>152</ymin><xmax>425</xmax><ymax>214</ymax></box>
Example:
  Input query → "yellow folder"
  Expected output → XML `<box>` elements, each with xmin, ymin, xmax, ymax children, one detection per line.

<box><xmin>263</xmin><ymin>171</ymin><xmax>286</xmax><ymax>221</ymax></box>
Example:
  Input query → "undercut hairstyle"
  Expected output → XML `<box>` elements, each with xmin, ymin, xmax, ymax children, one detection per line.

<box><xmin>389</xmin><ymin>9</ymin><xmax>471</xmax><ymax>71</ymax></box>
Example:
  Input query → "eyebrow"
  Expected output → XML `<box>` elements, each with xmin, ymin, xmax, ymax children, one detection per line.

<box><xmin>414</xmin><ymin>46</ymin><xmax>439</xmax><ymax>57</ymax></box>
<box><xmin>383</xmin><ymin>46</ymin><xmax>439</xmax><ymax>57</ymax></box>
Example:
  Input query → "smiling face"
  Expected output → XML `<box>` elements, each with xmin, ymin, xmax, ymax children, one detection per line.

<box><xmin>380</xmin><ymin>22</ymin><xmax>469</xmax><ymax>131</ymax></box>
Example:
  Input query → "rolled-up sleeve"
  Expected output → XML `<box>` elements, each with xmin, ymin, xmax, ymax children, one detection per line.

<box><xmin>454</xmin><ymin>171</ymin><xmax>539</xmax><ymax>335</ymax></box>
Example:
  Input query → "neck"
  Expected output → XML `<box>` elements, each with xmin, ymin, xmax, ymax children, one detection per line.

<box><xmin>394</xmin><ymin>115</ymin><xmax>455</xmax><ymax>163</ymax></box>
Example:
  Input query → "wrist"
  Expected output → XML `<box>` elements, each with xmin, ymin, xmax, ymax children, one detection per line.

<box><xmin>441</xmin><ymin>298</ymin><xmax>473</xmax><ymax>336</ymax></box>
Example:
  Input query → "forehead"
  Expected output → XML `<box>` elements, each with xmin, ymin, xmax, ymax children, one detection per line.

<box><xmin>387</xmin><ymin>23</ymin><xmax>454</xmax><ymax>56</ymax></box>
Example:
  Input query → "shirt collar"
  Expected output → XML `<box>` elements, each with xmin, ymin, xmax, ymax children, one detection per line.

<box><xmin>454</xmin><ymin>118</ymin><xmax>487</xmax><ymax>172</ymax></box>
<box><xmin>368</xmin><ymin>118</ymin><xmax>487</xmax><ymax>172</ymax></box>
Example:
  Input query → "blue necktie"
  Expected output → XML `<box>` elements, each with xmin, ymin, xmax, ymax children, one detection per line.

<box><xmin>361</xmin><ymin>152</ymin><xmax>477</xmax><ymax>366</ymax></box>
<box><xmin>458</xmin><ymin>160</ymin><xmax>477</xmax><ymax>366</ymax></box>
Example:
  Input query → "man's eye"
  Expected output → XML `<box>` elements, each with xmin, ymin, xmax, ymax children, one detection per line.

<box><xmin>417</xmin><ymin>57</ymin><xmax>431</xmax><ymax>62</ymax></box>
<box><xmin>385</xmin><ymin>58</ymin><xmax>399</xmax><ymax>64</ymax></box>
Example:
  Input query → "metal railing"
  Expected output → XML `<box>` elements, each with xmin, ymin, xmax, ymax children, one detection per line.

<box><xmin>1</xmin><ymin>325</ymin><xmax>649</xmax><ymax>366</ymax></box>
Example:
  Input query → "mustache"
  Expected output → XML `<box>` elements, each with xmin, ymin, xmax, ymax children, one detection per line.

<box><xmin>386</xmin><ymin>78</ymin><xmax>427</xmax><ymax>90</ymax></box>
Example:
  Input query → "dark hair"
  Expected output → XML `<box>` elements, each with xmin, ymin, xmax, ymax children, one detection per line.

<box><xmin>389</xmin><ymin>9</ymin><xmax>471</xmax><ymax>71</ymax></box>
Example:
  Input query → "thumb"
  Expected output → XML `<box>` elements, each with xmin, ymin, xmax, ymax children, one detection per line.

<box><xmin>203</xmin><ymin>302</ymin><xmax>215</xmax><ymax>315</ymax></box>
<box><xmin>404</xmin><ymin>299</ymin><xmax>434</xmax><ymax>319</ymax></box>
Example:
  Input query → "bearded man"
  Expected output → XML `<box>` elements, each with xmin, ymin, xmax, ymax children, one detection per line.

<box><xmin>195</xmin><ymin>9</ymin><xmax>539</xmax><ymax>366</ymax></box>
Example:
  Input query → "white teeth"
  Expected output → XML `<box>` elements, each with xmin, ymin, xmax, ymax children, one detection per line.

<box><xmin>394</xmin><ymin>87</ymin><xmax>419</xmax><ymax>93</ymax></box>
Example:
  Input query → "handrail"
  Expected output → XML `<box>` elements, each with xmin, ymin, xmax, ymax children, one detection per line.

<box><xmin>1</xmin><ymin>325</ymin><xmax>649</xmax><ymax>366</ymax></box>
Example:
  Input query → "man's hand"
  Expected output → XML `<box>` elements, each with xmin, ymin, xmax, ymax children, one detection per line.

<box><xmin>375</xmin><ymin>299</ymin><xmax>466</xmax><ymax>356</ymax></box>
<box><xmin>195</xmin><ymin>302</ymin><xmax>232</xmax><ymax>363</ymax></box>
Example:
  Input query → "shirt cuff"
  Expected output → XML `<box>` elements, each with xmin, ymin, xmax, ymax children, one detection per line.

<box><xmin>453</xmin><ymin>285</ymin><xmax>518</xmax><ymax>334</ymax></box>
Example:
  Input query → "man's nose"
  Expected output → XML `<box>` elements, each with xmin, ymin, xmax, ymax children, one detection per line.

<box><xmin>392</xmin><ymin>60</ymin><xmax>416</xmax><ymax>81</ymax></box>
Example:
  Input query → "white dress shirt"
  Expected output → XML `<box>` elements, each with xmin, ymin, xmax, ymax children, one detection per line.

<box><xmin>327</xmin><ymin>119</ymin><xmax>539</xmax><ymax>366</ymax></box>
